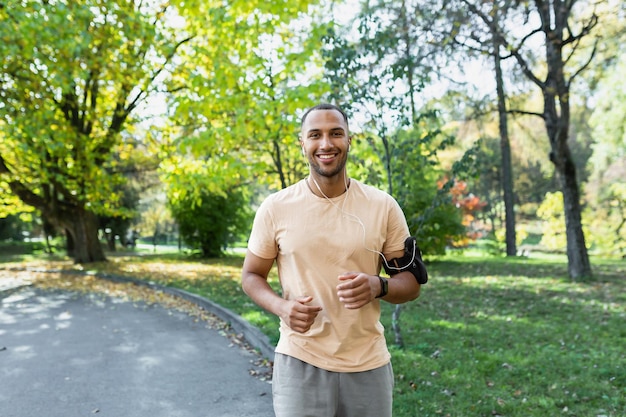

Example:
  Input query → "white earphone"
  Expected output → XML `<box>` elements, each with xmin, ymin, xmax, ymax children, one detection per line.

<box><xmin>310</xmin><ymin>175</ymin><xmax>417</xmax><ymax>272</ymax></box>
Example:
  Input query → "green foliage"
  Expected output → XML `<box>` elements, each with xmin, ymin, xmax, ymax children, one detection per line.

<box><xmin>390</xmin><ymin>116</ymin><xmax>466</xmax><ymax>254</ymax></box>
<box><xmin>0</xmin><ymin>215</ymin><xmax>26</xmax><ymax>241</ymax></box>
<box><xmin>158</xmin><ymin>1</ymin><xmax>334</xmax><ymax>261</ymax></box>
<box><xmin>169</xmin><ymin>187</ymin><xmax>252</xmax><ymax>258</ymax></box>
<box><xmin>0</xmin><ymin>0</ymin><xmax>185</xmax><ymax>261</ymax></box>
<box><xmin>537</xmin><ymin>192</ymin><xmax>595</xmax><ymax>252</ymax></box>
<box><xmin>159</xmin><ymin>129</ymin><xmax>257</xmax><ymax>257</ymax></box>
<box><xmin>0</xmin><ymin>1</ymin><xmax>168</xmax><ymax>211</ymax></box>
<box><xmin>0</xmin><ymin>238</ymin><xmax>66</xmax><ymax>257</ymax></box>
<box><xmin>537</xmin><ymin>192</ymin><xmax>567</xmax><ymax>250</ymax></box>
<box><xmin>134</xmin><ymin>189</ymin><xmax>177</xmax><ymax>247</ymax></box>
<box><xmin>98</xmin><ymin>179</ymin><xmax>142</xmax><ymax>249</ymax></box>
<box><xmin>464</xmin><ymin>136</ymin><xmax>502</xmax><ymax>209</ymax></box>
<box><xmin>586</xmin><ymin>53</ymin><xmax>626</xmax><ymax>256</ymax></box>
<box><xmin>584</xmin><ymin>182</ymin><xmax>626</xmax><ymax>257</ymax></box>
<box><xmin>347</xmin><ymin>114</ymin><xmax>470</xmax><ymax>255</ymax></box>
<box><xmin>322</xmin><ymin>3</ymin><xmax>477</xmax><ymax>255</ymax></box>
<box><xmin>495</xmin><ymin>224</ymin><xmax>528</xmax><ymax>248</ymax></box>
<box><xmin>0</xmin><ymin>181</ymin><xmax>34</xmax><ymax>218</ymax></box>
<box><xmin>465</xmin><ymin>135</ymin><xmax>557</xmax><ymax>242</ymax></box>
<box><xmin>166</xmin><ymin>0</ymin><xmax>329</xmax><ymax>191</ymax></box>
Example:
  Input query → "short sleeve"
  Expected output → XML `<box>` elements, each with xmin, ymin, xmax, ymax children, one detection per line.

<box><xmin>247</xmin><ymin>198</ymin><xmax>279</xmax><ymax>260</ymax></box>
<box><xmin>383</xmin><ymin>196</ymin><xmax>410</xmax><ymax>254</ymax></box>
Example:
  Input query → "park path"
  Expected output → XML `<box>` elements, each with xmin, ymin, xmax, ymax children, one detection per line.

<box><xmin>0</xmin><ymin>282</ymin><xmax>274</xmax><ymax>417</ymax></box>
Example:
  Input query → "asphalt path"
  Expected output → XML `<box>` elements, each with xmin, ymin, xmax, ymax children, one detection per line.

<box><xmin>0</xmin><ymin>284</ymin><xmax>274</xmax><ymax>417</ymax></box>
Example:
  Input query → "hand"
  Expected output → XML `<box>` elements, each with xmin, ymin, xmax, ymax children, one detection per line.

<box><xmin>336</xmin><ymin>272</ymin><xmax>379</xmax><ymax>309</ymax></box>
<box><xmin>280</xmin><ymin>296</ymin><xmax>323</xmax><ymax>333</ymax></box>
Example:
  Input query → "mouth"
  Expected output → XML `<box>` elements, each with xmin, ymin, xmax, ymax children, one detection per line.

<box><xmin>316</xmin><ymin>153</ymin><xmax>338</xmax><ymax>163</ymax></box>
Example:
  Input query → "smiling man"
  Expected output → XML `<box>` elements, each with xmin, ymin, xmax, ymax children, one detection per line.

<box><xmin>241</xmin><ymin>103</ymin><xmax>422</xmax><ymax>417</ymax></box>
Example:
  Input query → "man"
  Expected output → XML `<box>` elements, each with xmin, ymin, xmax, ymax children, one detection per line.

<box><xmin>241</xmin><ymin>103</ymin><xmax>422</xmax><ymax>417</ymax></box>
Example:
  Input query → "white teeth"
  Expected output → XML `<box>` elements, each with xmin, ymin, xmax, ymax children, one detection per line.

<box><xmin>319</xmin><ymin>155</ymin><xmax>334</xmax><ymax>159</ymax></box>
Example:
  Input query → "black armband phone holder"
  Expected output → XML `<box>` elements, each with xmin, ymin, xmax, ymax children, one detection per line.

<box><xmin>381</xmin><ymin>236</ymin><xmax>428</xmax><ymax>284</ymax></box>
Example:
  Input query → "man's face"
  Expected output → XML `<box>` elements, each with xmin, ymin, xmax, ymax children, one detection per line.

<box><xmin>300</xmin><ymin>109</ymin><xmax>351</xmax><ymax>178</ymax></box>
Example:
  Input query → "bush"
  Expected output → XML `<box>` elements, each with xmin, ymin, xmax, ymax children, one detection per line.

<box><xmin>169</xmin><ymin>188</ymin><xmax>252</xmax><ymax>258</ymax></box>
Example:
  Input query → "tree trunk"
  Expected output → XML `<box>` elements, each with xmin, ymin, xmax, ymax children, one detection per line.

<box><xmin>42</xmin><ymin>216</ymin><xmax>55</xmax><ymax>254</ymax></box>
<box><xmin>493</xmin><ymin>33</ymin><xmax>517</xmax><ymax>256</ymax></box>
<box><xmin>392</xmin><ymin>304</ymin><xmax>404</xmax><ymax>348</ymax></box>
<box><xmin>1</xmin><ymin>158</ymin><xmax>106</xmax><ymax>264</ymax></box>
<box><xmin>105</xmin><ymin>230</ymin><xmax>117</xmax><ymax>252</ymax></box>
<box><xmin>273</xmin><ymin>139</ymin><xmax>288</xmax><ymax>190</ymax></box>
<box><xmin>543</xmin><ymin>81</ymin><xmax>591</xmax><ymax>278</ymax></box>
<box><xmin>550</xmin><ymin>138</ymin><xmax>592</xmax><ymax>279</ymax></box>
<box><xmin>539</xmin><ymin>0</ymin><xmax>592</xmax><ymax>280</ymax></box>
<box><xmin>153</xmin><ymin>222</ymin><xmax>160</xmax><ymax>253</ymax></box>
<box><xmin>65</xmin><ymin>229</ymin><xmax>75</xmax><ymax>258</ymax></box>
<box><xmin>64</xmin><ymin>208</ymin><xmax>106</xmax><ymax>263</ymax></box>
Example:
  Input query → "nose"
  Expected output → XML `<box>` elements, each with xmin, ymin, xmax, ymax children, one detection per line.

<box><xmin>320</xmin><ymin>133</ymin><xmax>333</xmax><ymax>149</ymax></box>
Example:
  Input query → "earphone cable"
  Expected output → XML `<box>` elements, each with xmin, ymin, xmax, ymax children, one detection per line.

<box><xmin>309</xmin><ymin>175</ymin><xmax>416</xmax><ymax>271</ymax></box>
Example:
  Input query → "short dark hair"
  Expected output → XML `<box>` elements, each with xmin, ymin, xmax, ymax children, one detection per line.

<box><xmin>300</xmin><ymin>103</ymin><xmax>349</xmax><ymax>128</ymax></box>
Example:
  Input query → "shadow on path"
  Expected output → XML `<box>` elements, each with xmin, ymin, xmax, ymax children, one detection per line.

<box><xmin>0</xmin><ymin>286</ymin><xmax>274</xmax><ymax>417</ymax></box>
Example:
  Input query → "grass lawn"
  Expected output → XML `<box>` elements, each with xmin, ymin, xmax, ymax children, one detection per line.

<box><xmin>384</xmin><ymin>256</ymin><xmax>624</xmax><ymax>417</ymax></box>
<box><xmin>1</xmin><ymin>249</ymin><xmax>624</xmax><ymax>417</ymax></box>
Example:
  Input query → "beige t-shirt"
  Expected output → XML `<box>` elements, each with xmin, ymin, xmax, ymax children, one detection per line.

<box><xmin>248</xmin><ymin>179</ymin><xmax>409</xmax><ymax>372</ymax></box>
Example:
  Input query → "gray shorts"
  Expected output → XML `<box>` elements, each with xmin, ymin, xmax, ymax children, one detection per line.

<box><xmin>272</xmin><ymin>353</ymin><xmax>394</xmax><ymax>417</ymax></box>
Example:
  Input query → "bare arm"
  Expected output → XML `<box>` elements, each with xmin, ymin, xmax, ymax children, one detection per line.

<box><xmin>241</xmin><ymin>250</ymin><xmax>322</xmax><ymax>333</ymax></box>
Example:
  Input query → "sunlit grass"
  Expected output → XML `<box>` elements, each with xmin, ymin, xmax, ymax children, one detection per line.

<box><xmin>384</xmin><ymin>257</ymin><xmax>625</xmax><ymax>417</ymax></box>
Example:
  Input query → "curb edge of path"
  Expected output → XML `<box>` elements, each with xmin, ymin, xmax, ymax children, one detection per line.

<box><xmin>2</xmin><ymin>267</ymin><xmax>275</xmax><ymax>362</ymax></box>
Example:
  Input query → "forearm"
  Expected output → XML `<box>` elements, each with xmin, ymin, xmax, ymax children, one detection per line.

<box><xmin>381</xmin><ymin>272</ymin><xmax>420</xmax><ymax>304</ymax></box>
<box><xmin>241</xmin><ymin>272</ymin><xmax>285</xmax><ymax>317</ymax></box>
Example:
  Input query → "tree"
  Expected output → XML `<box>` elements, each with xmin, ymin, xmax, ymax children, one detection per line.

<box><xmin>165</xmin><ymin>0</ymin><xmax>329</xmax><ymax>194</ymax></box>
<box><xmin>491</xmin><ymin>9</ymin><xmax>517</xmax><ymax>257</ymax></box>
<box><xmin>509</xmin><ymin>0</ymin><xmax>594</xmax><ymax>278</ymax></box>
<box><xmin>0</xmin><ymin>1</ymin><xmax>189</xmax><ymax>263</ymax></box>
<box><xmin>433</xmin><ymin>0</ymin><xmax>520</xmax><ymax>256</ymax></box>
<box><xmin>155</xmin><ymin>0</ymin><xmax>331</xmax><ymax>255</ymax></box>
<box><xmin>451</xmin><ymin>0</ymin><xmax>609</xmax><ymax>279</ymax></box>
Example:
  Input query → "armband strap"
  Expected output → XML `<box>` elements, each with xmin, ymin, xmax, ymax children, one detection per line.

<box><xmin>381</xmin><ymin>237</ymin><xmax>428</xmax><ymax>284</ymax></box>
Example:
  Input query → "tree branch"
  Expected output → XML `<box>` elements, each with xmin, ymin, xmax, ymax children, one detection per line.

<box><xmin>508</xmin><ymin>108</ymin><xmax>544</xmax><ymax>119</ymax></box>
<box><xmin>460</xmin><ymin>0</ymin><xmax>544</xmax><ymax>88</ymax></box>
<box><xmin>567</xmin><ymin>39</ymin><xmax>598</xmax><ymax>87</ymax></box>
<box><xmin>0</xmin><ymin>154</ymin><xmax>46</xmax><ymax>209</ymax></box>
